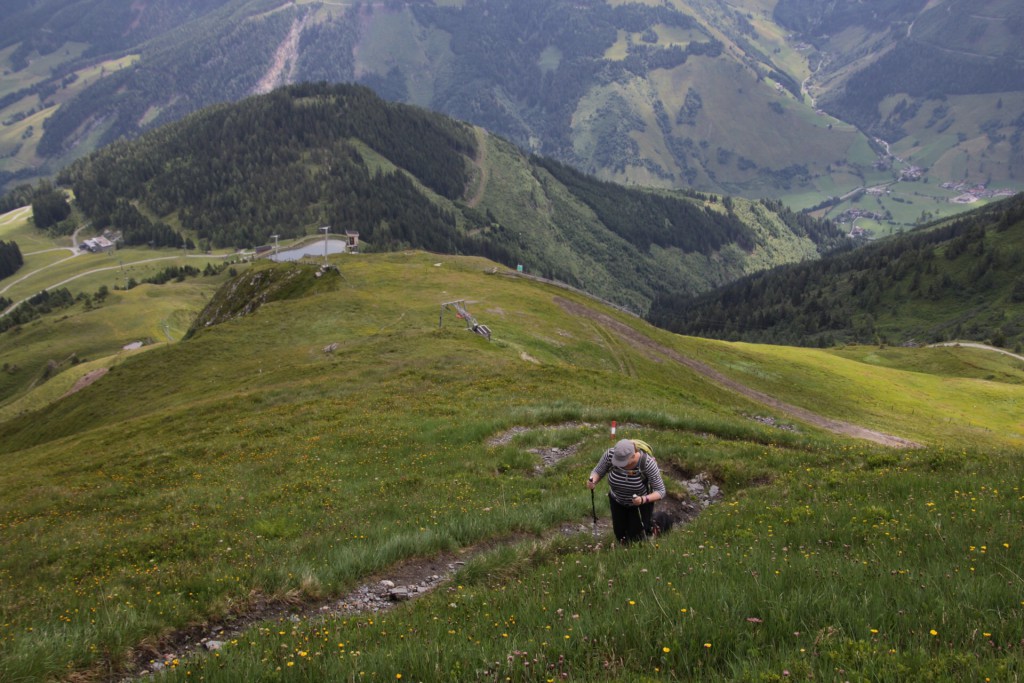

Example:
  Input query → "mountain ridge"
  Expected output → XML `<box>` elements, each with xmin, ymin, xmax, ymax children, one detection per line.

<box><xmin>2</xmin><ymin>0</ymin><xmax>1020</xmax><ymax>230</ymax></box>
<box><xmin>48</xmin><ymin>81</ymin><xmax>847</xmax><ymax>315</ymax></box>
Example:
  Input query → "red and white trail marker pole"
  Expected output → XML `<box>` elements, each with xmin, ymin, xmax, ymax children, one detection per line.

<box><xmin>610</xmin><ymin>420</ymin><xmax>617</xmax><ymax>440</ymax></box>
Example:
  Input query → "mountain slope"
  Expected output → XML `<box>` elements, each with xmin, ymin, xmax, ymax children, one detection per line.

<box><xmin>2</xmin><ymin>250</ymin><xmax>1023</xmax><ymax>681</ymax></box>
<box><xmin>0</xmin><ymin>0</ymin><xmax>893</xmax><ymax>200</ymax></box>
<box><xmin>53</xmin><ymin>82</ymin><xmax>847</xmax><ymax>315</ymax></box>
<box><xmin>782</xmin><ymin>0</ymin><xmax>1024</xmax><ymax>188</ymax></box>
<box><xmin>648</xmin><ymin>192</ymin><xmax>1024</xmax><ymax>348</ymax></box>
<box><xmin>3</xmin><ymin>0</ymin><xmax>1020</xmax><ymax>219</ymax></box>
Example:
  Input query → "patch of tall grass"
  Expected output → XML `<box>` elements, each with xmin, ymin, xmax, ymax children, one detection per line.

<box><xmin>147</xmin><ymin>444</ymin><xmax>1023</xmax><ymax>682</ymax></box>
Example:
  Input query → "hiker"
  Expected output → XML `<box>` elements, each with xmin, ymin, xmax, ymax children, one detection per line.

<box><xmin>586</xmin><ymin>438</ymin><xmax>666</xmax><ymax>544</ymax></box>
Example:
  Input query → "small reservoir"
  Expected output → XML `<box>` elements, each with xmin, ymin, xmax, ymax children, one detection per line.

<box><xmin>270</xmin><ymin>238</ymin><xmax>349</xmax><ymax>262</ymax></box>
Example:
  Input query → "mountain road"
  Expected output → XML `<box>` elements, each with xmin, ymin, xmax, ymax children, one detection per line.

<box><xmin>556</xmin><ymin>296</ymin><xmax>921</xmax><ymax>449</ymax></box>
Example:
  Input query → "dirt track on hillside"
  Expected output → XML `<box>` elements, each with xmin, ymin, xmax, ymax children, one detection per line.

<box><xmin>555</xmin><ymin>296</ymin><xmax>921</xmax><ymax>449</ymax></box>
<box><xmin>116</xmin><ymin>422</ymin><xmax>714</xmax><ymax>682</ymax></box>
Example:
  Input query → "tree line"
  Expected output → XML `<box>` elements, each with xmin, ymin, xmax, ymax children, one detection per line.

<box><xmin>535</xmin><ymin>156</ymin><xmax>759</xmax><ymax>255</ymax></box>
<box><xmin>0</xmin><ymin>288</ymin><xmax>77</xmax><ymax>335</ymax></box>
<box><xmin>0</xmin><ymin>241</ymin><xmax>24</xmax><ymax>280</ymax></box>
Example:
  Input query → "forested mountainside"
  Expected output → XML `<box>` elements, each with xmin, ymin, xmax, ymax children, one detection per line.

<box><xmin>649</xmin><ymin>193</ymin><xmax>1024</xmax><ymax>349</ymax></box>
<box><xmin>54</xmin><ymin>83</ymin><xmax>846</xmax><ymax>314</ymax></box>
<box><xmin>772</xmin><ymin>0</ymin><xmax>924</xmax><ymax>36</ymax></box>
<box><xmin>5</xmin><ymin>0</ymin><xmax>1019</xmax><ymax>225</ymax></box>
<box><xmin>60</xmin><ymin>84</ymin><xmax>477</xmax><ymax>250</ymax></box>
<box><xmin>0</xmin><ymin>0</ymin><xmax>942</xmax><ymax>202</ymax></box>
<box><xmin>13</xmin><ymin>0</ymin><xmax>825</xmax><ymax>197</ymax></box>
<box><xmin>0</xmin><ymin>0</ymin><xmax>228</xmax><ymax>58</ymax></box>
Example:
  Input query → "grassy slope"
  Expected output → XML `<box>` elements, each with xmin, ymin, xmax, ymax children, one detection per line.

<box><xmin>0</xmin><ymin>278</ymin><xmax>227</xmax><ymax>418</ymax></box>
<box><xmin>829</xmin><ymin>343</ymin><xmax>1024</xmax><ymax>384</ymax></box>
<box><xmin>893</xmin><ymin>92</ymin><xmax>1024</xmax><ymax>182</ymax></box>
<box><xmin>470</xmin><ymin>135</ymin><xmax>846</xmax><ymax>311</ymax></box>
<box><xmin>696</xmin><ymin>339</ymin><xmax>1024</xmax><ymax>447</ymax></box>
<box><xmin>1</xmin><ymin>249</ymin><xmax>1023</xmax><ymax>681</ymax></box>
<box><xmin>0</xmin><ymin>205</ymin><xmax>256</xmax><ymax>409</ymax></box>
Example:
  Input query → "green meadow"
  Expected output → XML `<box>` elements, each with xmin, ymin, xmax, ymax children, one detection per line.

<box><xmin>1</xmin><ymin>227</ymin><xmax>1023</xmax><ymax>680</ymax></box>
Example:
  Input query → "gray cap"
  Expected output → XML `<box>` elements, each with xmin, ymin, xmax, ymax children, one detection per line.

<box><xmin>611</xmin><ymin>439</ymin><xmax>635</xmax><ymax>467</ymax></box>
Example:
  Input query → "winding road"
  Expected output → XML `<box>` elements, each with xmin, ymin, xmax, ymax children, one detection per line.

<box><xmin>929</xmin><ymin>341</ymin><xmax>1024</xmax><ymax>363</ymax></box>
<box><xmin>0</xmin><ymin>223</ymin><xmax>89</xmax><ymax>304</ymax></box>
<box><xmin>1</xmin><ymin>221</ymin><xmax>248</xmax><ymax>317</ymax></box>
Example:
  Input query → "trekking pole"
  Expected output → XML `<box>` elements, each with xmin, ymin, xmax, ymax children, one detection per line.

<box><xmin>591</xmin><ymin>488</ymin><xmax>599</xmax><ymax>538</ymax></box>
<box><xmin>636</xmin><ymin>503</ymin><xmax>652</xmax><ymax>542</ymax></box>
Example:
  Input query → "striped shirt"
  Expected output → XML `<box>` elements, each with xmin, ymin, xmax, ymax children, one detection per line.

<box><xmin>591</xmin><ymin>449</ymin><xmax>666</xmax><ymax>505</ymax></box>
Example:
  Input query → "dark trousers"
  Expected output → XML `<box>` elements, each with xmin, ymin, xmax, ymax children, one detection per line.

<box><xmin>609</xmin><ymin>493</ymin><xmax>653</xmax><ymax>544</ymax></box>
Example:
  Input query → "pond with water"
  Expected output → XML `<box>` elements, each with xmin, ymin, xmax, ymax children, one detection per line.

<box><xmin>270</xmin><ymin>239</ymin><xmax>348</xmax><ymax>262</ymax></box>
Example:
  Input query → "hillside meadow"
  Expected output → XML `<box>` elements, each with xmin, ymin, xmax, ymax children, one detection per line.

<box><xmin>0</xmin><ymin>206</ymin><xmax>256</xmax><ymax>412</ymax></box>
<box><xmin>0</xmin><ymin>250</ymin><xmax>1022</xmax><ymax>681</ymax></box>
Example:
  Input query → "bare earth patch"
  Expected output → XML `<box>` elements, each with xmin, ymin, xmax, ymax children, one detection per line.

<box><xmin>62</xmin><ymin>368</ymin><xmax>108</xmax><ymax>399</ymax></box>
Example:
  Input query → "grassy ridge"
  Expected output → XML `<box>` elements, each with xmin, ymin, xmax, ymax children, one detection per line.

<box><xmin>1</xmin><ymin>250</ymin><xmax>1023</xmax><ymax>681</ymax></box>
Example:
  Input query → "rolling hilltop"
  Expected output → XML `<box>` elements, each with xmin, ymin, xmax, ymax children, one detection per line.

<box><xmin>1</xmin><ymin>245</ymin><xmax>1023</xmax><ymax>680</ymax></box>
<box><xmin>1</xmin><ymin>0</ymin><xmax>1020</xmax><ymax>227</ymax></box>
<box><xmin>44</xmin><ymin>82</ymin><xmax>845</xmax><ymax>315</ymax></box>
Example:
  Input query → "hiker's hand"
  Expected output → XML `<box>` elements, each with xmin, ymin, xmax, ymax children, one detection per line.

<box><xmin>632</xmin><ymin>494</ymin><xmax>644</xmax><ymax>506</ymax></box>
<box><xmin>586</xmin><ymin>476</ymin><xmax>596</xmax><ymax>490</ymax></box>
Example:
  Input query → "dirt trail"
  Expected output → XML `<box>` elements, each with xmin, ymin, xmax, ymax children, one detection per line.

<box><xmin>555</xmin><ymin>296</ymin><xmax>921</xmax><ymax>449</ymax></box>
<box><xmin>930</xmin><ymin>341</ymin><xmax>1024</xmax><ymax>363</ymax></box>
<box><xmin>114</xmin><ymin>423</ymin><xmax>715</xmax><ymax>682</ymax></box>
